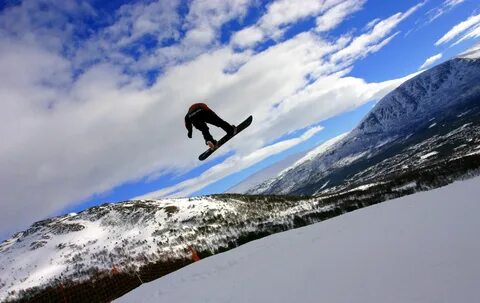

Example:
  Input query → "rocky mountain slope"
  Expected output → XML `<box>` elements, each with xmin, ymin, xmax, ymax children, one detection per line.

<box><xmin>247</xmin><ymin>49</ymin><xmax>480</xmax><ymax>195</ymax></box>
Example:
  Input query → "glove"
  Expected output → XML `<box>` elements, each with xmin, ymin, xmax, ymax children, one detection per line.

<box><xmin>187</xmin><ymin>131</ymin><xmax>192</xmax><ymax>138</ymax></box>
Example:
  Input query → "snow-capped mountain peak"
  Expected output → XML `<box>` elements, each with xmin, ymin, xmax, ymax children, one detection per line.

<box><xmin>458</xmin><ymin>43</ymin><xmax>480</xmax><ymax>59</ymax></box>
<box><xmin>247</xmin><ymin>53</ymin><xmax>480</xmax><ymax>195</ymax></box>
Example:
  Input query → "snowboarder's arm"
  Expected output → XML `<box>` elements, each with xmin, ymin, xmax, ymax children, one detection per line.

<box><xmin>185</xmin><ymin>115</ymin><xmax>193</xmax><ymax>138</ymax></box>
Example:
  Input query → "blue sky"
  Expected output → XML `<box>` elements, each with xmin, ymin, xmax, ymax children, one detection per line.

<box><xmin>1</xmin><ymin>0</ymin><xmax>480</xmax><ymax>238</ymax></box>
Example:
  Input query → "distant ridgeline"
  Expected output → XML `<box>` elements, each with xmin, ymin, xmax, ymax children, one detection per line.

<box><xmin>248</xmin><ymin>52</ymin><xmax>480</xmax><ymax>196</ymax></box>
<box><xmin>2</xmin><ymin>54</ymin><xmax>480</xmax><ymax>302</ymax></box>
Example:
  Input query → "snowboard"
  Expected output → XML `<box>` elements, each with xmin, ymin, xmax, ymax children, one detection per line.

<box><xmin>198</xmin><ymin>115</ymin><xmax>253</xmax><ymax>161</ymax></box>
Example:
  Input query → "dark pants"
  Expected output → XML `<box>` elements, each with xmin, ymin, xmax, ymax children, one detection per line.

<box><xmin>190</xmin><ymin>109</ymin><xmax>234</xmax><ymax>142</ymax></box>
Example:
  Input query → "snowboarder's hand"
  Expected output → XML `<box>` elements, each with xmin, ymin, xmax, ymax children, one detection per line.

<box><xmin>187</xmin><ymin>131</ymin><xmax>192</xmax><ymax>138</ymax></box>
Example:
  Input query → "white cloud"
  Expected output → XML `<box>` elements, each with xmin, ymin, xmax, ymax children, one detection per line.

<box><xmin>419</xmin><ymin>53</ymin><xmax>443</xmax><ymax>69</ymax></box>
<box><xmin>315</xmin><ymin>0</ymin><xmax>364</xmax><ymax>32</ymax></box>
<box><xmin>427</xmin><ymin>0</ymin><xmax>465</xmax><ymax>22</ymax></box>
<box><xmin>330</xmin><ymin>3</ymin><xmax>423</xmax><ymax>65</ymax></box>
<box><xmin>260</xmin><ymin>0</ymin><xmax>338</xmax><ymax>31</ymax></box>
<box><xmin>183</xmin><ymin>0</ymin><xmax>252</xmax><ymax>43</ymax></box>
<box><xmin>75</xmin><ymin>0</ymin><xmax>254</xmax><ymax>72</ymax></box>
<box><xmin>452</xmin><ymin>24</ymin><xmax>480</xmax><ymax>46</ymax></box>
<box><xmin>72</xmin><ymin>0</ymin><xmax>182</xmax><ymax>72</ymax></box>
<box><xmin>0</xmin><ymin>0</ymin><xmax>96</xmax><ymax>68</ymax></box>
<box><xmin>107</xmin><ymin>0</ymin><xmax>181</xmax><ymax>48</ymax></box>
<box><xmin>435</xmin><ymin>13</ymin><xmax>480</xmax><ymax>45</ymax></box>
<box><xmin>231</xmin><ymin>26</ymin><xmax>265</xmax><ymax>48</ymax></box>
<box><xmin>445</xmin><ymin>0</ymin><xmax>465</xmax><ymax>6</ymax></box>
<box><xmin>364</xmin><ymin>18</ymin><xmax>381</xmax><ymax>31</ymax></box>
<box><xmin>232</xmin><ymin>0</ymin><xmax>364</xmax><ymax>48</ymax></box>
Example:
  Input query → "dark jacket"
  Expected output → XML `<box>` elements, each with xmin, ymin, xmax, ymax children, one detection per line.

<box><xmin>185</xmin><ymin>103</ymin><xmax>211</xmax><ymax>133</ymax></box>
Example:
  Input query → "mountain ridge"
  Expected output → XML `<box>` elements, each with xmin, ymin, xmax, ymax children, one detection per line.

<box><xmin>5</xmin><ymin>149</ymin><xmax>480</xmax><ymax>302</ymax></box>
<box><xmin>247</xmin><ymin>54</ymin><xmax>480</xmax><ymax>195</ymax></box>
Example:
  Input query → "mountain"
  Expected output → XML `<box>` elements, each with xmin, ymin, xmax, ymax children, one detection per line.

<box><xmin>0</xmin><ymin>195</ymin><xmax>309</xmax><ymax>302</ymax></box>
<box><xmin>247</xmin><ymin>49</ymin><xmax>480</xmax><ymax>195</ymax></box>
<box><xmin>4</xmin><ymin>151</ymin><xmax>480</xmax><ymax>302</ymax></box>
<box><xmin>116</xmin><ymin>176</ymin><xmax>480</xmax><ymax>303</ymax></box>
<box><xmin>227</xmin><ymin>151</ymin><xmax>307</xmax><ymax>193</ymax></box>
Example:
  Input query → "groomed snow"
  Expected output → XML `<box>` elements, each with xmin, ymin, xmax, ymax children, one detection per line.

<box><xmin>117</xmin><ymin>177</ymin><xmax>480</xmax><ymax>303</ymax></box>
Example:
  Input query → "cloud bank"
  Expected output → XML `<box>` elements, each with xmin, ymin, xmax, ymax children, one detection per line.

<box><xmin>435</xmin><ymin>13</ymin><xmax>480</xmax><ymax>46</ymax></box>
<box><xmin>419</xmin><ymin>53</ymin><xmax>443</xmax><ymax>69</ymax></box>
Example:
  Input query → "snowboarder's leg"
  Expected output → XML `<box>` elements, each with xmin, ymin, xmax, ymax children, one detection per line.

<box><xmin>204</xmin><ymin>111</ymin><xmax>235</xmax><ymax>136</ymax></box>
<box><xmin>193</xmin><ymin>120</ymin><xmax>216</xmax><ymax>145</ymax></box>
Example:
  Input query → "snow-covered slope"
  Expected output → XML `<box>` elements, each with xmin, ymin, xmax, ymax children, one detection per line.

<box><xmin>0</xmin><ymin>194</ymin><xmax>330</xmax><ymax>301</ymax></box>
<box><xmin>248</xmin><ymin>54</ymin><xmax>480</xmax><ymax>195</ymax></box>
<box><xmin>0</xmin><ymin>198</ymin><xmax>236</xmax><ymax>299</ymax></box>
<box><xmin>6</xmin><ymin>159</ymin><xmax>478</xmax><ymax>302</ymax></box>
<box><xmin>249</xmin><ymin>133</ymin><xmax>348</xmax><ymax>194</ymax></box>
<box><xmin>117</xmin><ymin>176</ymin><xmax>480</xmax><ymax>303</ymax></box>
<box><xmin>2</xmin><ymin>158</ymin><xmax>480</xmax><ymax>302</ymax></box>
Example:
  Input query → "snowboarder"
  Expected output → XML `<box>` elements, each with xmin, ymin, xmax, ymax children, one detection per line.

<box><xmin>185</xmin><ymin>103</ymin><xmax>236</xmax><ymax>149</ymax></box>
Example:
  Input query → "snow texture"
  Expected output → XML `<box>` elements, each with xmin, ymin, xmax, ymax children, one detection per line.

<box><xmin>420</xmin><ymin>151</ymin><xmax>439</xmax><ymax>160</ymax></box>
<box><xmin>117</xmin><ymin>177</ymin><xmax>480</xmax><ymax>303</ymax></box>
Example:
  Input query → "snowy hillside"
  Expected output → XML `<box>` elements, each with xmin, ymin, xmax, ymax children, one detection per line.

<box><xmin>248</xmin><ymin>133</ymin><xmax>348</xmax><ymax>194</ymax></box>
<box><xmin>3</xmin><ymin>189</ymin><xmax>386</xmax><ymax>302</ymax></box>
<box><xmin>248</xmin><ymin>53</ymin><xmax>480</xmax><ymax>195</ymax></box>
<box><xmin>117</xmin><ymin>176</ymin><xmax>480</xmax><ymax>303</ymax></box>
<box><xmin>0</xmin><ymin>195</ymin><xmax>314</xmax><ymax>301</ymax></box>
<box><xmin>4</xmin><ymin>152</ymin><xmax>479</xmax><ymax>302</ymax></box>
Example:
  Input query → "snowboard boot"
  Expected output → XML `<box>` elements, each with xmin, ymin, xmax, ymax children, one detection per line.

<box><xmin>227</xmin><ymin>125</ymin><xmax>237</xmax><ymax>137</ymax></box>
<box><xmin>206</xmin><ymin>139</ymin><xmax>218</xmax><ymax>150</ymax></box>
